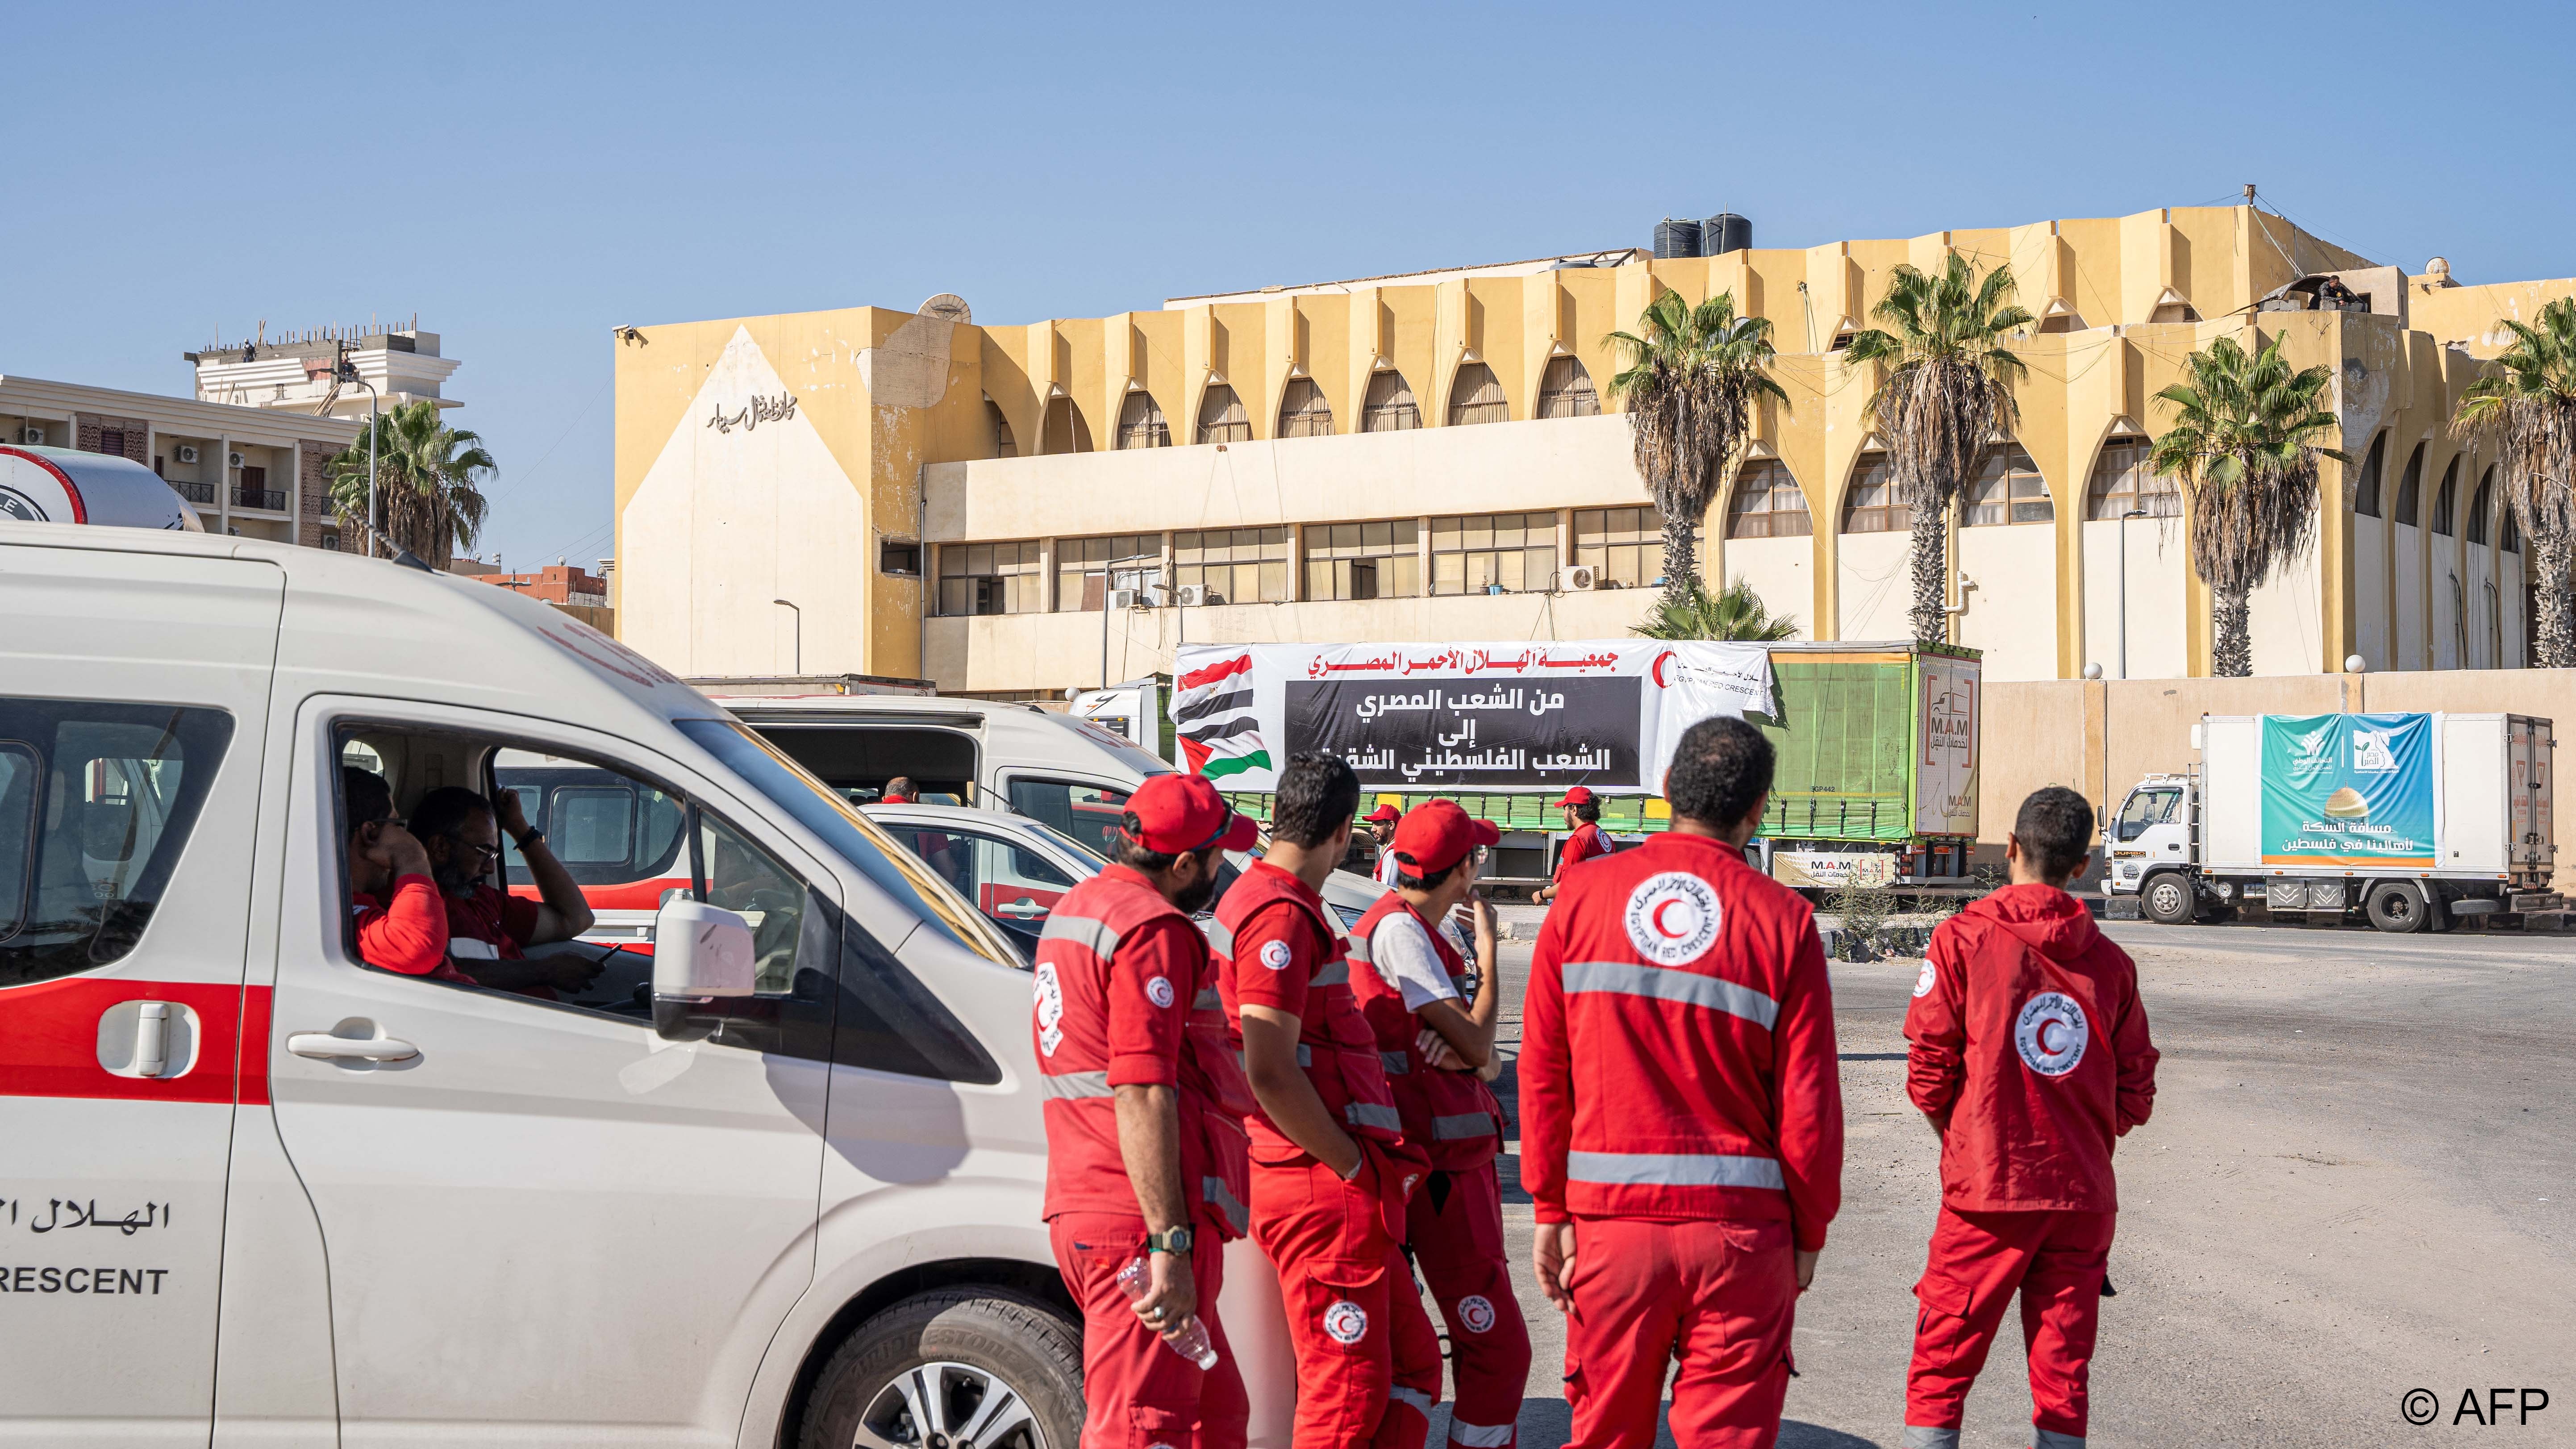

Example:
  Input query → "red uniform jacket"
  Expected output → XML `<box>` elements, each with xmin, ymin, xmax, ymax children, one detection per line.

<box><xmin>1521</xmin><ymin>832</ymin><xmax>1844</xmax><ymax>1250</ymax></box>
<box><xmin>1904</xmin><ymin>884</ymin><xmax>2159</xmax><ymax>1213</ymax></box>
<box><xmin>352</xmin><ymin>874</ymin><xmax>465</xmax><ymax>981</ymax></box>
<box><xmin>1346</xmin><ymin>893</ymin><xmax>1504</xmax><ymax>1171</ymax></box>
<box><xmin>1555</xmin><ymin>822</ymin><xmax>1610</xmax><ymax>880</ymax></box>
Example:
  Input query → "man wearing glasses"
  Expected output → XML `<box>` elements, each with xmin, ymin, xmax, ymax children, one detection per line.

<box><xmin>408</xmin><ymin>785</ymin><xmax>602</xmax><ymax>998</ymax></box>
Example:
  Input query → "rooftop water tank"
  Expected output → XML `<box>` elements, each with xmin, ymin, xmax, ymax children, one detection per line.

<box><xmin>1653</xmin><ymin>218</ymin><xmax>1703</xmax><ymax>260</ymax></box>
<box><xmin>1703</xmin><ymin>213</ymin><xmax>1752</xmax><ymax>256</ymax></box>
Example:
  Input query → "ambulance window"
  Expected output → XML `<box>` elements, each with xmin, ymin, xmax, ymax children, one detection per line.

<box><xmin>698</xmin><ymin>811</ymin><xmax>809</xmax><ymax>995</ymax></box>
<box><xmin>0</xmin><ymin>701</ymin><xmax>233</xmax><ymax>988</ymax></box>
<box><xmin>1007</xmin><ymin>777</ymin><xmax>1133</xmax><ymax>860</ymax></box>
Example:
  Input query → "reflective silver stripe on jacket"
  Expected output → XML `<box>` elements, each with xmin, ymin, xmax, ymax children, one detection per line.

<box><xmin>1041</xmin><ymin>1070</ymin><xmax>1114</xmax><ymax>1101</ymax></box>
<box><xmin>1200</xmin><ymin>916</ymin><xmax>1235</xmax><ymax>956</ymax></box>
<box><xmin>1380</xmin><ymin>1051</ymin><xmax>1410</xmax><ymax>1075</ymax></box>
<box><xmin>1192</xmin><ymin>986</ymin><xmax>1221</xmax><ymax>1012</ymax></box>
<box><xmin>1201</xmin><ymin>1176</ymin><xmax>1250</xmax><ymax>1235</ymax></box>
<box><xmin>1238</xmin><ymin>1044</ymin><xmax>1317</xmax><ymax>1070</ymax></box>
<box><xmin>1311</xmin><ymin>960</ymin><xmax>1350</xmax><ymax>988</ymax></box>
<box><xmin>1388</xmin><ymin>1385</ymin><xmax>1434</xmax><ymax>1417</ymax></box>
<box><xmin>1566</xmin><ymin>1149</ymin><xmax>1784</xmax><ymax>1189</ymax></box>
<box><xmin>1561</xmin><ymin>959</ymin><xmax>1779</xmax><ymax>1030</ymax></box>
<box><xmin>1040</xmin><ymin>913</ymin><xmax>1122</xmax><ymax>960</ymax></box>
<box><xmin>1346</xmin><ymin>1102</ymin><xmax>1404</xmax><ymax>1132</ymax></box>
<box><xmin>1433</xmin><ymin>1111</ymin><xmax>1497</xmax><ymax>1140</ymax></box>
<box><xmin>1448</xmin><ymin>1420</ymin><xmax>1515</xmax><ymax>1448</ymax></box>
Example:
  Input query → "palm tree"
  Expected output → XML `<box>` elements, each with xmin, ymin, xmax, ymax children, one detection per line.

<box><xmin>1842</xmin><ymin>255</ymin><xmax>2033</xmax><ymax>645</ymax></box>
<box><xmin>1633</xmin><ymin>576</ymin><xmax>1799</xmax><ymax>641</ymax></box>
<box><xmin>2452</xmin><ymin>296</ymin><xmax>2576</xmax><ymax>668</ymax></box>
<box><xmin>328</xmin><ymin>400</ymin><xmax>495</xmax><ymax>568</ymax></box>
<box><xmin>2149</xmin><ymin>333</ymin><xmax>2349</xmax><ymax>677</ymax></box>
<box><xmin>1605</xmin><ymin>291</ymin><xmax>1789</xmax><ymax>607</ymax></box>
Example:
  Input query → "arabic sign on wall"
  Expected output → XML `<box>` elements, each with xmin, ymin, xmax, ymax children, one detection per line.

<box><xmin>1173</xmin><ymin>641</ymin><xmax>1773</xmax><ymax>793</ymax></box>
<box><xmin>1914</xmin><ymin>655</ymin><xmax>1980</xmax><ymax>837</ymax></box>
<box><xmin>2259</xmin><ymin>712</ymin><xmax>2437</xmax><ymax>866</ymax></box>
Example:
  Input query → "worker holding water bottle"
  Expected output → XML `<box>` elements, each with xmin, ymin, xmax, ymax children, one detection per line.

<box><xmin>1035</xmin><ymin>773</ymin><xmax>1261</xmax><ymax>1449</ymax></box>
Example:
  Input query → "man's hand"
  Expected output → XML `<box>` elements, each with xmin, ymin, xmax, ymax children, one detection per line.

<box><xmin>1418</xmin><ymin>1028</ymin><xmax>1466</xmax><ymax>1072</ymax></box>
<box><xmin>1132</xmin><ymin>1248</ymin><xmax>1198</xmax><ymax>1339</ymax></box>
<box><xmin>1795</xmin><ymin>1248</ymin><xmax>1821</xmax><ymax>1294</ymax></box>
<box><xmin>362</xmin><ymin>821</ymin><xmax>433</xmax><ymax>878</ymax></box>
<box><xmin>1534</xmin><ymin>1221</ymin><xmax>1575</xmax><ymax>1311</ymax></box>
<box><xmin>495</xmin><ymin>789</ymin><xmax>532</xmax><ymax>840</ymax></box>
<box><xmin>1469</xmin><ymin>896</ymin><xmax>1497</xmax><ymax>945</ymax></box>
<box><xmin>545</xmin><ymin>952</ymin><xmax>608</xmax><ymax>993</ymax></box>
<box><xmin>1923</xmin><ymin>1108</ymin><xmax>1952</xmax><ymax>1142</ymax></box>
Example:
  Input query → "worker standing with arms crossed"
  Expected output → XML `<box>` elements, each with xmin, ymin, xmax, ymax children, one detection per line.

<box><xmin>1522</xmin><ymin>717</ymin><xmax>1845</xmax><ymax>1449</ymax></box>
<box><xmin>1899</xmin><ymin>786</ymin><xmax>2159</xmax><ymax>1449</ymax></box>
<box><xmin>1346</xmin><ymin>799</ymin><xmax>1530</xmax><ymax>1449</ymax></box>
<box><xmin>1217</xmin><ymin>753</ymin><xmax>1442</xmax><ymax>1449</ymax></box>
<box><xmin>1035</xmin><ymin>773</ymin><xmax>1259</xmax><ymax>1449</ymax></box>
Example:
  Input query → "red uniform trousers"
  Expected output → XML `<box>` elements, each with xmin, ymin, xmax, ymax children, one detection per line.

<box><xmin>1904</xmin><ymin>1207</ymin><xmax>2114</xmax><ymax>1447</ymax></box>
<box><xmin>1407</xmin><ymin>1163</ymin><xmax>1530</xmax><ymax>1449</ymax></box>
<box><xmin>1252</xmin><ymin>1148</ymin><xmax>1443</xmax><ymax>1449</ymax></box>
<box><xmin>1051</xmin><ymin>1212</ymin><xmax>1249</xmax><ymax>1449</ymax></box>
<box><xmin>1561</xmin><ymin>1216</ymin><xmax>1798</xmax><ymax>1449</ymax></box>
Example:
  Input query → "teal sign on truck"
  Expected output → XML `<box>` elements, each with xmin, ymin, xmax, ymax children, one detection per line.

<box><xmin>2259</xmin><ymin>712</ymin><xmax>2436</xmax><ymax>866</ymax></box>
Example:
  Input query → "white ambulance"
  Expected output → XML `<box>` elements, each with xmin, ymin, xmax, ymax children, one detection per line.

<box><xmin>0</xmin><ymin>522</ymin><xmax>1265</xmax><ymax>1446</ymax></box>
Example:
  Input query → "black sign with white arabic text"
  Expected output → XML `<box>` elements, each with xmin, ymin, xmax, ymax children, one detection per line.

<box><xmin>1286</xmin><ymin>678</ymin><xmax>1642</xmax><ymax>789</ymax></box>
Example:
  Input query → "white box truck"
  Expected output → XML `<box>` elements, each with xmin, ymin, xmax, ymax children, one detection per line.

<box><xmin>2105</xmin><ymin>712</ymin><xmax>2555</xmax><ymax>931</ymax></box>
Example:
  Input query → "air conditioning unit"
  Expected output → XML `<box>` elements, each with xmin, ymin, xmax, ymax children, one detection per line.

<box><xmin>1108</xmin><ymin>588</ymin><xmax>1142</xmax><ymax>611</ymax></box>
<box><xmin>1561</xmin><ymin>564</ymin><xmax>1600</xmax><ymax>592</ymax></box>
<box><xmin>175</xmin><ymin>444</ymin><xmax>200</xmax><ymax>465</ymax></box>
<box><xmin>1175</xmin><ymin>584</ymin><xmax>1214</xmax><ymax>607</ymax></box>
<box><xmin>227</xmin><ymin>451</ymin><xmax>246</xmax><ymax>470</ymax></box>
<box><xmin>17</xmin><ymin>426</ymin><xmax>44</xmax><ymax>445</ymax></box>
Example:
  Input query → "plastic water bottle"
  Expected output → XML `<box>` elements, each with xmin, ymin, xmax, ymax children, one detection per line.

<box><xmin>1115</xmin><ymin>1256</ymin><xmax>1218</xmax><ymax>1369</ymax></box>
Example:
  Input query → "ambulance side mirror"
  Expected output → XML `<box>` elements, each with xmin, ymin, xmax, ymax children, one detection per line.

<box><xmin>651</xmin><ymin>897</ymin><xmax>757</xmax><ymax>1040</ymax></box>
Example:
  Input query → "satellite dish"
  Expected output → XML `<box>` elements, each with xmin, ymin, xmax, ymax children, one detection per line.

<box><xmin>920</xmin><ymin>294</ymin><xmax>972</xmax><ymax>326</ymax></box>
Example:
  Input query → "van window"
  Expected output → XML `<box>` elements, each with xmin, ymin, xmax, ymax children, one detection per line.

<box><xmin>750</xmin><ymin>724</ymin><xmax>976</xmax><ymax>806</ymax></box>
<box><xmin>1008</xmin><ymin>778</ymin><xmax>1134</xmax><ymax>860</ymax></box>
<box><xmin>701</xmin><ymin>810</ymin><xmax>808</xmax><ymax>994</ymax></box>
<box><xmin>494</xmin><ymin>751</ymin><xmax>688</xmax><ymax>886</ymax></box>
<box><xmin>0</xmin><ymin>701</ymin><xmax>233</xmax><ymax>988</ymax></box>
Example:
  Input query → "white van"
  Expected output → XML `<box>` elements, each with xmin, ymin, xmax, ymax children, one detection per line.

<box><xmin>0</xmin><ymin>524</ymin><xmax>1198</xmax><ymax>1446</ymax></box>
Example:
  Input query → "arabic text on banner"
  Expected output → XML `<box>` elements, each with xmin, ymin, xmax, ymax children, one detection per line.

<box><xmin>2258</xmin><ymin>712</ymin><xmax>2437</xmax><ymax>867</ymax></box>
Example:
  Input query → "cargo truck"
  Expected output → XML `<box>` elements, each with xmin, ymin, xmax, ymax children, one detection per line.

<box><xmin>2105</xmin><ymin>712</ymin><xmax>2556</xmax><ymax>931</ymax></box>
<box><xmin>1751</xmin><ymin>640</ymin><xmax>1982</xmax><ymax>891</ymax></box>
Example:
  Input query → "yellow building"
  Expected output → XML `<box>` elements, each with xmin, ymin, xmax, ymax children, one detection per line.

<box><xmin>613</xmin><ymin>204</ymin><xmax>2573</xmax><ymax>693</ymax></box>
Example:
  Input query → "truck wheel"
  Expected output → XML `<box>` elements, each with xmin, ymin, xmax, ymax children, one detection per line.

<box><xmin>2366</xmin><ymin>882</ymin><xmax>2428</xmax><ymax>933</ymax></box>
<box><xmin>798</xmin><ymin>1289</ymin><xmax>1083</xmax><ymax>1449</ymax></box>
<box><xmin>2141</xmin><ymin>873</ymin><xmax>2196</xmax><ymax>925</ymax></box>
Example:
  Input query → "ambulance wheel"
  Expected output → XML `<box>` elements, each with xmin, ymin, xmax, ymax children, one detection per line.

<box><xmin>798</xmin><ymin>1289</ymin><xmax>1083</xmax><ymax>1449</ymax></box>
<box><xmin>2140</xmin><ymin>873</ymin><xmax>2197</xmax><ymax>925</ymax></box>
<box><xmin>2367</xmin><ymin>882</ymin><xmax>2429</xmax><ymax>934</ymax></box>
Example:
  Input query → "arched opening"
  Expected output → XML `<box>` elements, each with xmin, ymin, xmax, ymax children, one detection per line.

<box><xmin>2148</xmin><ymin>290</ymin><xmax>2201</xmax><ymax>324</ymax></box>
<box><xmin>1963</xmin><ymin>443</ymin><xmax>2052</xmax><ymax>526</ymax></box>
<box><xmin>1535</xmin><ymin>355</ymin><xmax>1600</xmax><ymax>418</ymax></box>
<box><xmin>2034</xmin><ymin>298</ymin><xmax>2087</xmax><ymax>334</ymax></box>
<box><xmin>2085</xmin><ymin>437</ymin><xmax>2180</xmax><ymax>520</ymax></box>
<box><xmin>1196</xmin><ymin>384</ymin><xmax>1250</xmax><ymax>444</ymax></box>
<box><xmin>2353</xmin><ymin>433</ymin><xmax>2386</xmax><ymax>517</ymax></box>
<box><xmin>1725</xmin><ymin>459</ymin><xmax>1810</xmax><ymax>538</ymax></box>
<box><xmin>2394</xmin><ymin>443</ymin><xmax>2425</xmax><ymax>524</ymax></box>
<box><xmin>2431</xmin><ymin>457</ymin><xmax>2459</xmax><ymax>537</ymax></box>
<box><xmin>1039</xmin><ymin>396</ymin><xmax>1092</xmax><ymax>455</ymax></box>
<box><xmin>1361</xmin><ymin>370</ymin><xmax>1420</xmax><ymax>432</ymax></box>
<box><xmin>1839</xmin><ymin>453</ymin><xmax>1905</xmax><ymax>533</ymax></box>
<box><xmin>984</xmin><ymin>394</ymin><xmax>1017</xmax><ymax>459</ymax></box>
<box><xmin>1115</xmin><ymin>391</ymin><xmax>1169</xmax><ymax>450</ymax></box>
<box><xmin>1276</xmin><ymin>378</ymin><xmax>1334</xmax><ymax>438</ymax></box>
<box><xmin>1447</xmin><ymin>363</ymin><xmax>1508</xmax><ymax>426</ymax></box>
<box><xmin>2469</xmin><ymin>468</ymin><xmax>2496</xmax><ymax>545</ymax></box>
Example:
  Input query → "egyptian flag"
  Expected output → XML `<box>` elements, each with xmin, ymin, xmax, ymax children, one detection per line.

<box><xmin>1175</xmin><ymin>653</ymin><xmax>1271</xmax><ymax>781</ymax></box>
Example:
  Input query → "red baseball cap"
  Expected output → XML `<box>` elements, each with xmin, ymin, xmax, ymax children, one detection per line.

<box><xmin>1362</xmin><ymin>802</ymin><xmax>1403</xmax><ymax>825</ymax></box>
<box><xmin>1125</xmin><ymin>773</ymin><xmax>1259</xmax><ymax>855</ymax></box>
<box><xmin>1389</xmin><ymin>798</ymin><xmax>1500</xmax><ymax>876</ymax></box>
<box><xmin>1550</xmin><ymin>786</ymin><xmax>1597</xmax><ymax>808</ymax></box>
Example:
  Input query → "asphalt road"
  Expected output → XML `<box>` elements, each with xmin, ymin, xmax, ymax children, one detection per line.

<box><xmin>1424</xmin><ymin>911</ymin><xmax>2576</xmax><ymax>1448</ymax></box>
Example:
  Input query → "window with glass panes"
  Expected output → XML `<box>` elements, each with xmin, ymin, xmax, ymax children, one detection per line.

<box><xmin>1055</xmin><ymin>535</ymin><xmax>1163</xmax><ymax>612</ymax></box>
<box><xmin>1575</xmin><ymin>507</ymin><xmax>1699</xmax><ymax>589</ymax></box>
<box><xmin>1962</xmin><ymin>444</ymin><xmax>2053</xmax><ymax>526</ymax></box>
<box><xmin>1724</xmin><ymin>460</ymin><xmax>1810</xmax><ymax>539</ymax></box>
<box><xmin>1432</xmin><ymin>512</ymin><xmax>1558</xmax><ymax>594</ymax></box>
<box><xmin>1305</xmin><ymin>520</ymin><xmax>1420</xmax><ymax>600</ymax></box>
<box><xmin>1840</xmin><ymin>454</ymin><xmax>1906</xmax><ymax>532</ymax></box>
<box><xmin>938</xmin><ymin>541</ymin><xmax>1043</xmax><ymax>615</ymax></box>
<box><xmin>1174</xmin><ymin>528</ymin><xmax>1291</xmax><ymax>604</ymax></box>
<box><xmin>2084</xmin><ymin>439</ymin><xmax>2179</xmax><ymax>520</ymax></box>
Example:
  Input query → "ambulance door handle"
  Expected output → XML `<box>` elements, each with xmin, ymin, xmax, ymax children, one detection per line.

<box><xmin>287</xmin><ymin>1031</ymin><xmax>420</xmax><ymax>1063</ymax></box>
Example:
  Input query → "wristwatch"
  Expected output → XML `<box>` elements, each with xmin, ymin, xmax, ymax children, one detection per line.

<box><xmin>514</xmin><ymin>827</ymin><xmax>546</xmax><ymax>851</ymax></box>
<box><xmin>1143</xmin><ymin>1226</ymin><xmax>1194</xmax><ymax>1255</ymax></box>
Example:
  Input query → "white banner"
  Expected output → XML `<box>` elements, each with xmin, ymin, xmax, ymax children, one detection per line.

<box><xmin>1173</xmin><ymin>641</ymin><xmax>1773</xmax><ymax>794</ymax></box>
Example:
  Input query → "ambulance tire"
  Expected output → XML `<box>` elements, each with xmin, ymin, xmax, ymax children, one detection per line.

<box><xmin>798</xmin><ymin>1288</ymin><xmax>1084</xmax><ymax>1449</ymax></box>
<box><xmin>2140</xmin><ymin>872</ymin><xmax>2197</xmax><ymax>925</ymax></box>
<box><xmin>2367</xmin><ymin>882</ymin><xmax>2429</xmax><ymax>934</ymax></box>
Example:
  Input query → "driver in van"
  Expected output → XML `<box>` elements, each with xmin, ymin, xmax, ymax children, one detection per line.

<box><xmin>342</xmin><ymin>766</ymin><xmax>462</xmax><ymax>981</ymax></box>
<box><xmin>884</xmin><ymin>776</ymin><xmax>966</xmax><ymax>887</ymax></box>
<box><xmin>408</xmin><ymin>785</ymin><xmax>603</xmax><ymax>999</ymax></box>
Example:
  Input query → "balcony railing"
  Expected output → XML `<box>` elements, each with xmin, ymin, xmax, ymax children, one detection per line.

<box><xmin>232</xmin><ymin>487</ymin><xmax>288</xmax><ymax>512</ymax></box>
<box><xmin>173</xmin><ymin>480</ymin><xmax>217</xmax><ymax>505</ymax></box>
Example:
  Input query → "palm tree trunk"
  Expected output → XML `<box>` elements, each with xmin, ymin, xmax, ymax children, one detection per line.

<box><xmin>1907</xmin><ymin>511</ymin><xmax>1949</xmax><ymax>646</ymax></box>
<box><xmin>2537</xmin><ymin>528</ymin><xmax>2576</xmax><ymax>669</ymax></box>
<box><xmin>2213</xmin><ymin>587</ymin><xmax>2253</xmax><ymax>676</ymax></box>
<box><xmin>1661</xmin><ymin>509</ymin><xmax>1701</xmax><ymax>608</ymax></box>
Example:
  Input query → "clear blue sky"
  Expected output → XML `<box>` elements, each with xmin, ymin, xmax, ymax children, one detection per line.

<box><xmin>12</xmin><ymin>1</ymin><xmax>2572</xmax><ymax>568</ymax></box>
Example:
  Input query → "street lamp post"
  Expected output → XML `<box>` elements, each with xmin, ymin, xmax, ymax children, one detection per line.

<box><xmin>773</xmin><ymin>598</ymin><xmax>802</xmax><ymax>674</ymax></box>
<box><xmin>2117</xmin><ymin>507</ymin><xmax>2149</xmax><ymax>679</ymax></box>
<box><xmin>337</xmin><ymin>347</ymin><xmax>380</xmax><ymax>557</ymax></box>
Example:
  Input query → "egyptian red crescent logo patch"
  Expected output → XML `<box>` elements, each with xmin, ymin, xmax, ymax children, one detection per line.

<box><xmin>1459</xmin><ymin>1294</ymin><xmax>1496</xmax><ymax>1333</ymax></box>
<box><xmin>1322</xmin><ymin>1299</ymin><xmax>1369</xmax><ymax>1344</ymax></box>
<box><xmin>2015</xmin><ymin>991</ymin><xmax>2088</xmax><ymax>1077</ymax></box>
<box><xmin>1623</xmin><ymin>871</ymin><xmax>1721</xmax><ymax>965</ymax></box>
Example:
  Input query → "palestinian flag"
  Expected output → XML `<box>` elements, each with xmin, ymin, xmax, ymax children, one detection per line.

<box><xmin>1175</xmin><ymin>653</ymin><xmax>1271</xmax><ymax>781</ymax></box>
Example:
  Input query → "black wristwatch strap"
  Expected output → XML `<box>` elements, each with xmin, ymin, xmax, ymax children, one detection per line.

<box><xmin>515</xmin><ymin>827</ymin><xmax>545</xmax><ymax>850</ymax></box>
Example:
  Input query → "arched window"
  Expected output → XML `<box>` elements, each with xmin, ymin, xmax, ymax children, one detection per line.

<box><xmin>2086</xmin><ymin>438</ymin><xmax>2180</xmax><ymax>520</ymax></box>
<box><xmin>1726</xmin><ymin>459</ymin><xmax>1811</xmax><ymax>538</ymax></box>
<box><xmin>2393</xmin><ymin>443</ymin><xmax>2425</xmax><ymax>525</ymax></box>
<box><xmin>1196</xmin><ymin>384</ymin><xmax>1250</xmax><ymax>444</ymax></box>
<box><xmin>2431</xmin><ymin>458</ymin><xmax>2459</xmax><ymax>537</ymax></box>
<box><xmin>1536</xmin><ymin>356</ymin><xmax>1600</xmax><ymax>418</ymax></box>
<box><xmin>1447</xmin><ymin>363</ymin><xmax>1509</xmax><ymax>426</ymax></box>
<box><xmin>2353</xmin><ymin>433</ymin><xmax>2386</xmax><ymax>518</ymax></box>
<box><xmin>1361</xmin><ymin>370</ymin><xmax>1420</xmax><ymax>432</ymax></box>
<box><xmin>1116</xmin><ymin>391</ymin><xmax>1168</xmax><ymax>450</ymax></box>
<box><xmin>1840</xmin><ymin>453</ymin><xmax>1906</xmax><ymax>533</ymax></box>
<box><xmin>2468</xmin><ymin>468</ymin><xmax>2495</xmax><ymax>545</ymax></box>
<box><xmin>1277</xmin><ymin>379</ymin><xmax>1334</xmax><ymax>438</ymax></box>
<box><xmin>1039</xmin><ymin>396</ymin><xmax>1092</xmax><ymax>455</ymax></box>
<box><xmin>1963</xmin><ymin>444</ymin><xmax>2052</xmax><ymax>526</ymax></box>
<box><xmin>984</xmin><ymin>394</ymin><xmax>1017</xmax><ymax>459</ymax></box>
